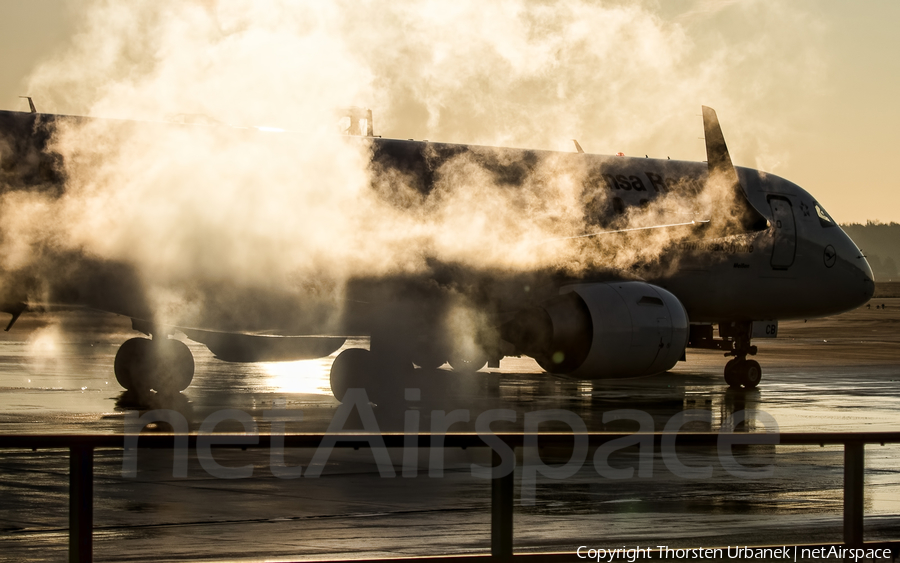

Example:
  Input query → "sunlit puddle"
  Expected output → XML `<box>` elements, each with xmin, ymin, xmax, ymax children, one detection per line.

<box><xmin>262</xmin><ymin>357</ymin><xmax>333</xmax><ymax>395</ymax></box>
<box><xmin>259</xmin><ymin>339</ymin><xmax>369</xmax><ymax>395</ymax></box>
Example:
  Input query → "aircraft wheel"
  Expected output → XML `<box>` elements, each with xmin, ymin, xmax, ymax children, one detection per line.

<box><xmin>330</xmin><ymin>348</ymin><xmax>371</xmax><ymax>401</ymax></box>
<box><xmin>448</xmin><ymin>350</ymin><xmax>488</xmax><ymax>374</ymax></box>
<box><xmin>114</xmin><ymin>338</ymin><xmax>194</xmax><ymax>393</ymax></box>
<box><xmin>738</xmin><ymin>359</ymin><xmax>762</xmax><ymax>389</ymax></box>
<box><xmin>114</xmin><ymin>337</ymin><xmax>153</xmax><ymax>392</ymax></box>
<box><xmin>723</xmin><ymin>358</ymin><xmax>741</xmax><ymax>387</ymax></box>
<box><xmin>150</xmin><ymin>339</ymin><xmax>195</xmax><ymax>392</ymax></box>
<box><xmin>411</xmin><ymin>347</ymin><xmax>447</xmax><ymax>370</ymax></box>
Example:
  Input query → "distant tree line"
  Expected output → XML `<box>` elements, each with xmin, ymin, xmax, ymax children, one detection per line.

<box><xmin>841</xmin><ymin>222</ymin><xmax>900</xmax><ymax>281</ymax></box>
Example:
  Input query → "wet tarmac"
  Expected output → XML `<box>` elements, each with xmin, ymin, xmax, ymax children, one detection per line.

<box><xmin>1</xmin><ymin>302</ymin><xmax>899</xmax><ymax>561</ymax></box>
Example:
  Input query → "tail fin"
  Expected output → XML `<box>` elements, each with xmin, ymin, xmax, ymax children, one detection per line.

<box><xmin>702</xmin><ymin>106</ymin><xmax>768</xmax><ymax>231</ymax></box>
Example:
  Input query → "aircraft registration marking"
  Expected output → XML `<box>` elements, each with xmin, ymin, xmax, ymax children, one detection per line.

<box><xmin>751</xmin><ymin>321</ymin><xmax>778</xmax><ymax>338</ymax></box>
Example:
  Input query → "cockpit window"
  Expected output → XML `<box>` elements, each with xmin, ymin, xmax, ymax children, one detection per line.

<box><xmin>814</xmin><ymin>202</ymin><xmax>836</xmax><ymax>228</ymax></box>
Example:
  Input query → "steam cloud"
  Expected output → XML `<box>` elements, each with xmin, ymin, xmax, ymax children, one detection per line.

<box><xmin>1</xmin><ymin>1</ymin><xmax>822</xmax><ymax>345</ymax></box>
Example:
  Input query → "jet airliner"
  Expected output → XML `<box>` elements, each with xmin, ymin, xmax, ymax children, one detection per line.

<box><xmin>0</xmin><ymin>105</ymin><xmax>875</xmax><ymax>399</ymax></box>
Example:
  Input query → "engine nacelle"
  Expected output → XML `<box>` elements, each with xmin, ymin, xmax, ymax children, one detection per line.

<box><xmin>502</xmin><ymin>281</ymin><xmax>689</xmax><ymax>379</ymax></box>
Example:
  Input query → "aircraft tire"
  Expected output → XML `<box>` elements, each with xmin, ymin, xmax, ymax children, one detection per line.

<box><xmin>411</xmin><ymin>348</ymin><xmax>447</xmax><ymax>370</ymax></box>
<box><xmin>739</xmin><ymin>359</ymin><xmax>762</xmax><ymax>389</ymax></box>
<box><xmin>723</xmin><ymin>358</ymin><xmax>741</xmax><ymax>387</ymax></box>
<box><xmin>151</xmin><ymin>339</ymin><xmax>195</xmax><ymax>392</ymax></box>
<box><xmin>114</xmin><ymin>337</ymin><xmax>194</xmax><ymax>393</ymax></box>
<box><xmin>114</xmin><ymin>337</ymin><xmax>153</xmax><ymax>392</ymax></box>
<box><xmin>330</xmin><ymin>348</ymin><xmax>371</xmax><ymax>401</ymax></box>
<box><xmin>448</xmin><ymin>350</ymin><xmax>488</xmax><ymax>374</ymax></box>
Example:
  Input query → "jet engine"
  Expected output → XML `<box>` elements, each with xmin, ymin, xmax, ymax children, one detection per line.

<box><xmin>502</xmin><ymin>281</ymin><xmax>689</xmax><ymax>379</ymax></box>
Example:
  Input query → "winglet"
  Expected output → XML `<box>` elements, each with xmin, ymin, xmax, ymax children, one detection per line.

<box><xmin>572</xmin><ymin>139</ymin><xmax>584</xmax><ymax>154</ymax></box>
<box><xmin>702</xmin><ymin>106</ymin><xmax>768</xmax><ymax>231</ymax></box>
<box><xmin>18</xmin><ymin>96</ymin><xmax>36</xmax><ymax>114</ymax></box>
<box><xmin>1</xmin><ymin>302</ymin><xmax>27</xmax><ymax>331</ymax></box>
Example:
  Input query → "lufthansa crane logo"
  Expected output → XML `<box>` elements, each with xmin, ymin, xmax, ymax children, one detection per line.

<box><xmin>823</xmin><ymin>245</ymin><xmax>837</xmax><ymax>268</ymax></box>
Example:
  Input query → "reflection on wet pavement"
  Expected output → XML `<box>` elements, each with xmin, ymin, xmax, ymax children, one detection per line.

<box><xmin>0</xmin><ymin>304</ymin><xmax>899</xmax><ymax>560</ymax></box>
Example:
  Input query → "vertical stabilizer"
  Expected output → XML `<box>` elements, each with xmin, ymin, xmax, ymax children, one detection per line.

<box><xmin>702</xmin><ymin>106</ymin><xmax>768</xmax><ymax>231</ymax></box>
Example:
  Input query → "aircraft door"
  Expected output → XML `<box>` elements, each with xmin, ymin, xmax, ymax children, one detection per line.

<box><xmin>768</xmin><ymin>196</ymin><xmax>796</xmax><ymax>269</ymax></box>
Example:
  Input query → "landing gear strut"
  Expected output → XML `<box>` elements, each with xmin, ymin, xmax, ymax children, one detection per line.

<box><xmin>114</xmin><ymin>337</ymin><xmax>195</xmax><ymax>393</ymax></box>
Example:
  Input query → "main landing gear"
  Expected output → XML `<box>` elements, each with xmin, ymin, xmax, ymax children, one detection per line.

<box><xmin>114</xmin><ymin>337</ymin><xmax>195</xmax><ymax>394</ymax></box>
<box><xmin>329</xmin><ymin>340</ymin><xmax>491</xmax><ymax>403</ymax></box>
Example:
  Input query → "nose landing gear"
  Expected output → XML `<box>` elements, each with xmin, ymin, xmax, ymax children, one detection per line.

<box><xmin>724</xmin><ymin>357</ymin><xmax>761</xmax><ymax>388</ymax></box>
<box><xmin>688</xmin><ymin>322</ymin><xmax>764</xmax><ymax>389</ymax></box>
<box><xmin>720</xmin><ymin>321</ymin><xmax>761</xmax><ymax>389</ymax></box>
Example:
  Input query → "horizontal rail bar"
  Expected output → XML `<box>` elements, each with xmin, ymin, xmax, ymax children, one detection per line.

<box><xmin>2</xmin><ymin>433</ymin><xmax>899</xmax><ymax>562</ymax></box>
<box><xmin>1</xmin><ymin>431</ymin><xmax>899</xmax><ymax>450</ymax></box>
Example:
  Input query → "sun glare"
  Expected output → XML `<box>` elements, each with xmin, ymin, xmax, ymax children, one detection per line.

<box><xmin>262</xmin><ymin>357</ymin><xmax>333</xmax><ymax>395</ymax></box>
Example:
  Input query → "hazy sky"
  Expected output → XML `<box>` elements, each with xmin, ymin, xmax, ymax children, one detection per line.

<box><xmin>1</xmin><ymin>0</ymin><xmax>897</xmax><ymax>224</ymax></box>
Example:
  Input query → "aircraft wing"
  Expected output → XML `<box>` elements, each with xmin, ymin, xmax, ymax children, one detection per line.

<box><xmin>179</xmin><ymin>328</ymin><xmax>345</xmax><ymax>362</ymax></box>
<box><xmin>5</xmin><ymin>300</ymin><xmax>348</xmax><ymax>362</ymax></box>
<box><xmin>127</xmin><ymin>317</ymin><xmax>347</xmax><ymax>362</ymax></box>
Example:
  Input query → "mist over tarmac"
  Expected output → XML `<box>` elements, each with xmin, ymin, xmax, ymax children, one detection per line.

<box><xmin>0</xmin><ymin>1</ymin><xmax>818</xmax><ymax>336</ymax></box>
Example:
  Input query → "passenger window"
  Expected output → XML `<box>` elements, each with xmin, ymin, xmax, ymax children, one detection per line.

<box><xmin>814</xmin><ymin>202</ymin><xmax>835</xmax><ymax>228</ymax></box>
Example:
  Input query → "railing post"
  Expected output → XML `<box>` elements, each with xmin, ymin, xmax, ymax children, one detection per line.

<box><xmin>491</xmin><ymin>447</ymin><xmax>514</xmax><ymax>561</ymax></box>
<box><xmin>69</xmin><ymin>445</ymin><xmax>93</xmax><ymax>563</ymax></box>
<box><xmin>843</xmin><ymin>441</ymin><xmax>864</xmax><ymax>547</ymax></box>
